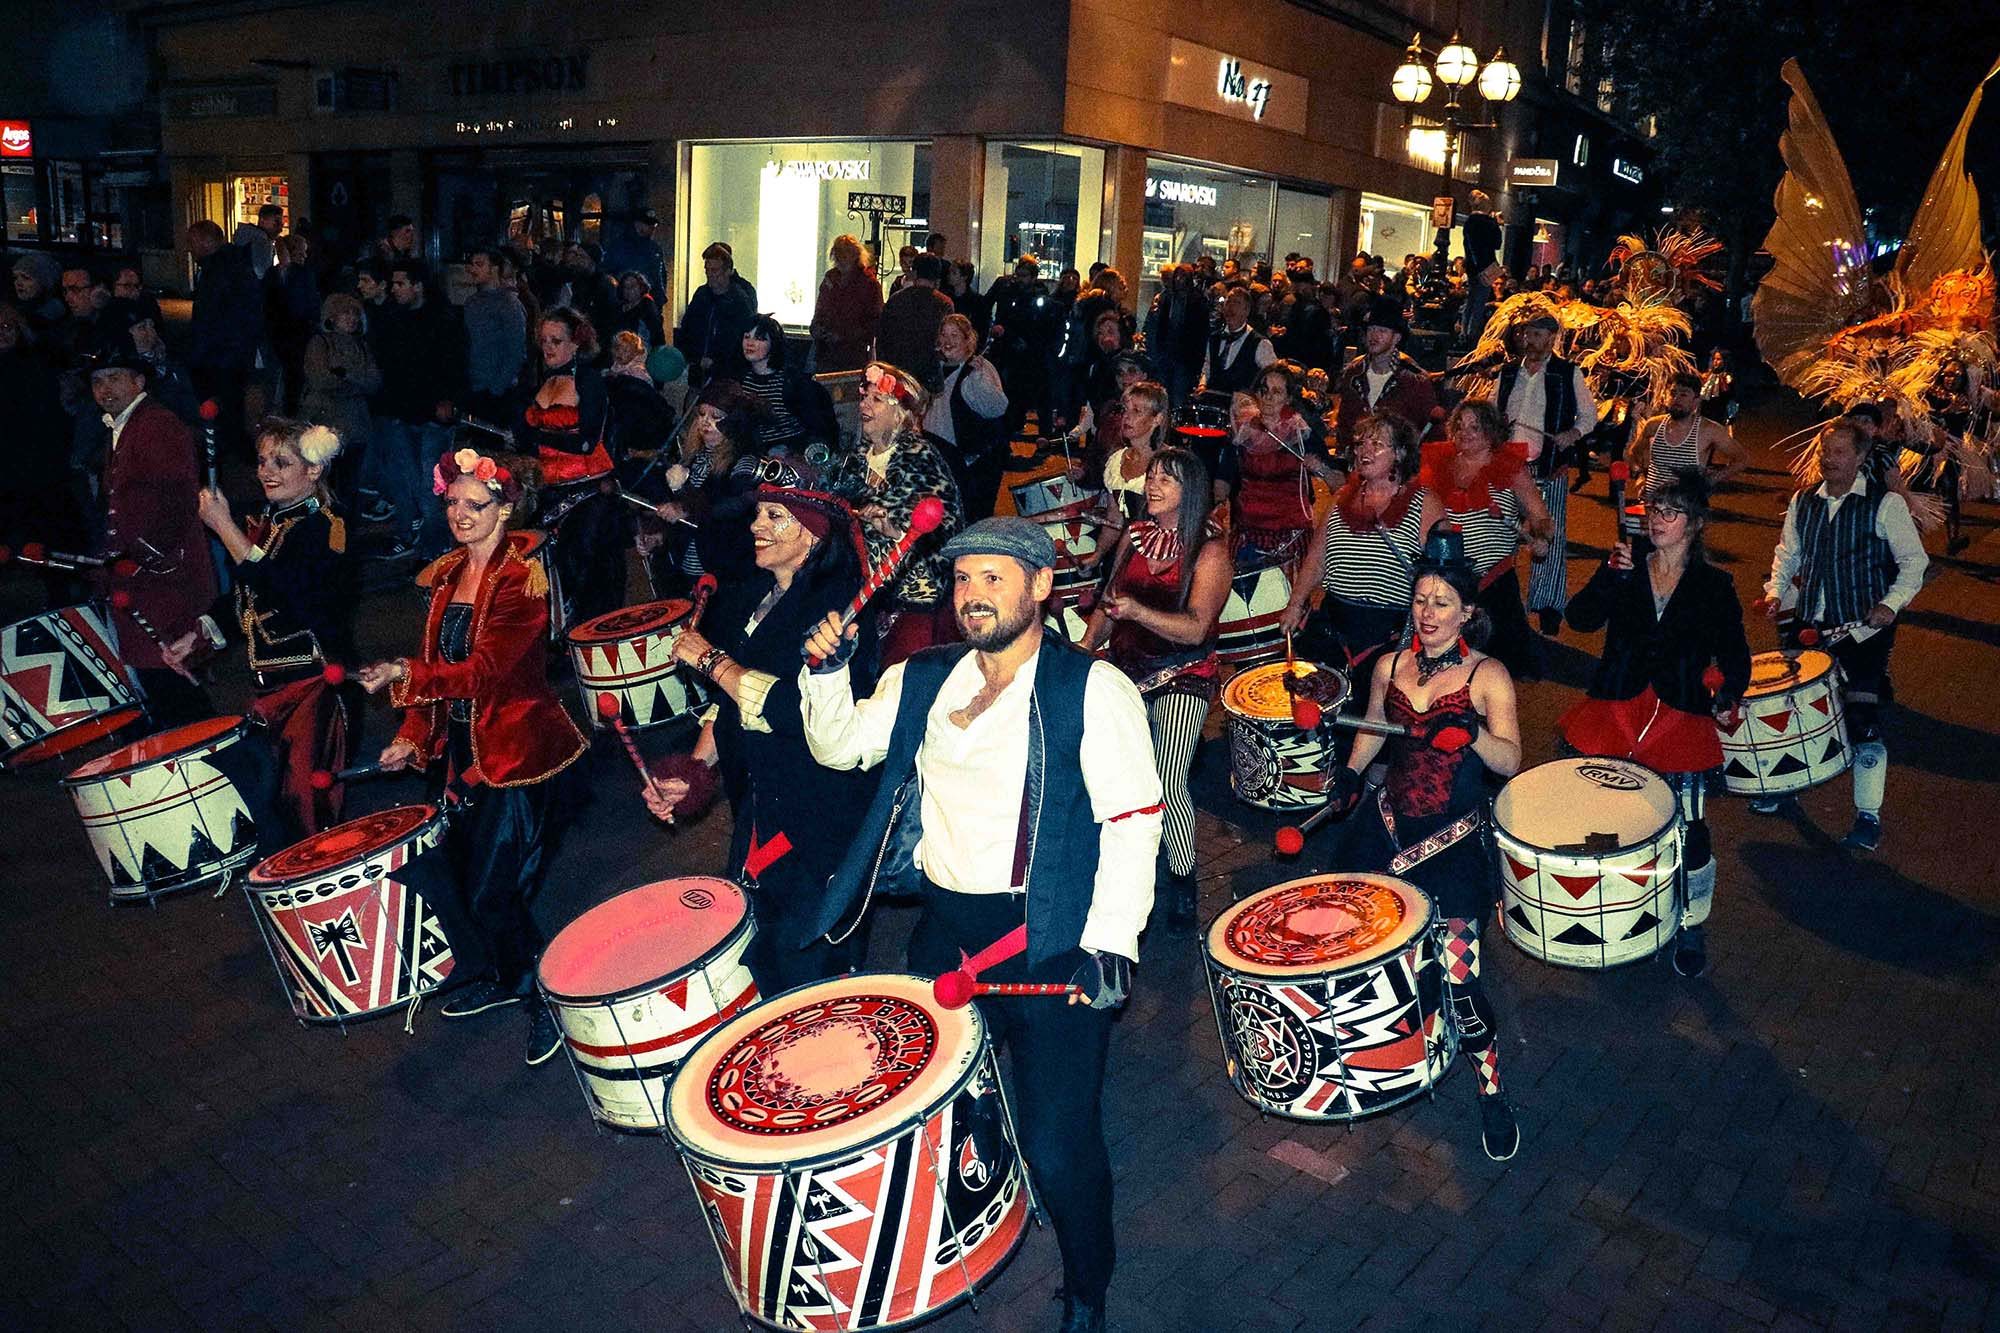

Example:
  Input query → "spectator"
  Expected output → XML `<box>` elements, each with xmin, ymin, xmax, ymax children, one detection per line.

<box><xmin>608</xmin><ymin>271</ymin><xmax>665</xmax><ymax>349</ymax></box>
<box><xmin>57</xmin><ymin>266</ymin><xmax>112</xmax><ymax>366</ymax></box>
<box><xmin>675</xmin><ymin>241</ymin><xmax>758</xmax><ymax>386</ymax></box>
<box><xmin>560</xmin><ymin>244</ymin><xmax>620</xmax><ymax>346</ymax></box>
<box><xmin>1460</xmin><ymin>190</ymin><xmax>1503</xmax><ymax>341</ymax></box>
<box><xmin>186</xmin><ymin>219</ymin><xmax>265</xmax><ymax>462</ymax></box>
<box><xmin>301</xmin><ymin>292</ymin><xmax>382</xmax><ymax>514</ymax></box>
<box><xmin>0</xmin><ymin>304</ymin><xmax>83</xmax><ymax>554</ymax></box>
<box><xmin>986</xmin><ymin>255</ymin><xmax>1051</xmax><ymax>440</ymax></box>
<box><xmin>112</xmin><ymin>264</ymin><xmax>145</xmax><ymax>302</ymax></box>
<box><xmin>369</xmin><ymin>259</ymin><xmax>464</xmax><ymax>560</ymax></box>
<box><xmin>374</xmin><ymin>214</ymin><xmax>419</xmax><ymax>267</ymax></box>
<box><xmin>100</xmin><ymin>299</ymin><xmax>198</xmax><ymax>425</ymax></box>
<box><xmin>925</xmin><ymin>312</ymin><xmax>1009</xmax><ymax>520</ymax></box>
<box><xmin>739</xmin><ymin>313</ymin><xmax>836</xmax><ymax>456</ymax></box>
<box><xmin>236</xmin><ymin>202</ymin><xmax>285</xmax><ymax>279</ymax></box>
<box><xmin>1276</xmin><ymin>269</ymin><xmax>1336</xmax><ymax>372</ymax></box>
<box><xmin>10</xmin><ymin>253</ymin><xmax>65</xmax><ymax>344</ymax></box>
<box><xmin>875</xmin><ymin>254</ymin><xmax>955</xmax><ymax>390</ymax></box>
<box><xmin>601</xmin><ymin>209</ymin><xmax>666</xmax><ymax>300</ymax></box>
<box><xmin>268</xmin><ymin>235</ymin><xmax>322</xmax><ymax>412</ymax></box>
<box><xmin>1198</xmin><ymin>287</ymin><xmax>1274</xmax><ymax>399</ymax></box>
<box><xmin>888</xmin><ymin>244</ymin><xmax>919</xmax><ymax>294</ymax></box>
<box><xmin>462</xmin><ymin>246</ymin><xmax>528</xmax><ymax>423</ymax></box>
<box><xmin>942</xmin><ymin>261</ymin><xmax>989</xmax><ymax>344</ymax></box>
<box><xmin>809</xmin><ymin>233</ymin><xmax>881</xmax><ymax>373</ymax></box>
<box><xmin>604</xmin><ymin>330</ymin><xmax>679</xmax><ymax>462</ymax></box>
<box><xmin>1143</xmin><ymin>264</ymin><xmax>1211</xmax><ymax>409</ymax></box>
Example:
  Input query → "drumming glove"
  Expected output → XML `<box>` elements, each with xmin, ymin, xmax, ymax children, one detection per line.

<box><xmin>1416</xmin><ymin>713</ymin><xmax>1479</xmax><ymax>753</ymax></box>
<box><xmin>1069</xmin><ymin>949</ymin><xmax>1132</xmax><ymax>1011</ymax></box>
<box><xmin>647</xmin><ymin>753</ymin><xmax>718</xmax><ymax>820</ymax></box>
<box><xmin>1329</xmin><ymin>764</ymin><xmax>1362</xmax><ymax>814</ymax></box>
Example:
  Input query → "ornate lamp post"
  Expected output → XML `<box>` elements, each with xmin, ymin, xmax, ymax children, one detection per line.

<box><xmin>1392</xmin><ymin>32</ymin><xmax>1520</xmax><ymax>264</ymax></box>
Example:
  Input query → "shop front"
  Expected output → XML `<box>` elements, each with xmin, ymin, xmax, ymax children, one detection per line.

<box><xmin>0</xmin><ymin>117</ymin><xmax>159</xmax><ymax>256</ymax></box>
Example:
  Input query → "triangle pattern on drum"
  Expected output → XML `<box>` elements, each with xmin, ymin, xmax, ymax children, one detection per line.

<box><xmin>1553</xmin><ymin>922</ymin><xmax>1603</xmax><ymax>946</ymax></box>
<box><xmin>1808</xmin><ymin>693</ymin><xmax>1832</xmax><ymax>716</ymax></box>
<box><xmin>1770</xmin><ymin>753</ymin><xmax>1808</xmax><ymax>777</ymax></box>
<box><xmin>1620</xmin><ymin>911</ymin><xmax>1662</xmax><ymax>940</ymax></box>
<box><xmin>1822</xmin><ymin>736</ymin><xmax>1845</xmax><ymax>763</ymax></box>
<box><xmin>1506</xmin><ymin>904</ymin><xmax>1538</xmax><ymax>936</ymax></box>
<box><xmin>1756</xmin><ymin>709</ymin><xmax>1792</xmax><ymax>734</ymax></box>
<box><xmin>1502</xmin><ymin>853</ymin><xmax>1537</xmax><ymax>884</ymax></box>
<box><xmin>1725</xmin><ymin>757</ymin><xmax>1756</xmax><ymax>780</ymax></box>
<box><xmin>1615</xmin><ymin>857</ymin><xmax>1658</xmax><ymax>888</ymax></box>
<box><xmin>1552</xmin><ymin>872</ymin><xmax>1600</xmax><ymax>901</ymax></box>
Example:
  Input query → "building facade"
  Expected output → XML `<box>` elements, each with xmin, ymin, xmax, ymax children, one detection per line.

<box><xmin>148</xmin><ymin>0</ymin><xmax>1642</xmax><ymax>316</ymax></box>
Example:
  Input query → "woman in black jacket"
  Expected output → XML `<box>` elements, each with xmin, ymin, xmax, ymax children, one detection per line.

<box><xmin>739</xmin><ymin>314</ymin><xmax>836</xmax><ymax>457</ymax></box>
<box><xmin>644</xmin><ymin>487</ymin><xmax>878</xmax><ymax>992</ymax></box>
<box><xmin>1560</xmin><ymin>467</ymin><xmax>1749</xmax><ymax>979</ymax></box>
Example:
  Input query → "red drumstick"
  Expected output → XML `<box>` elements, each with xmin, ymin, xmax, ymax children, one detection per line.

<box><xmin>108</xmin><ymin>589</ymin><xmax>168</xmax><ymax>650</ymax></box>
<box><xmin>932</xmin><ymin>973</ymin><xmax>1080</xmax><ymax>1009</ymax></box>
<box><xmin>686</xmin><ymin>573</ymin><xmax>718</xmax><ymax>630</ymax></box>
<box><xmin>805</xmin><ymin>495</ymin><xmax>947</xmax><ymax>667</ymax></box>
<box><xmin>597</xmin><ymin>692</ymin><xmax>665</xmax><ymax>807</ymax></box>
<box><xmin>1796</xmin><ymin>626</ymin><xmax>1821</xmax><ymax>647</ymax></box>
<box><xmin>198</xmin><ymin>399</ymin><xmax>220</xmax><ymax>490</ymax></box>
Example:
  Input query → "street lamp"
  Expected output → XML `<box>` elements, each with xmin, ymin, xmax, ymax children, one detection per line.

<box><xmin>1389</xmin><ymin>31</ymin><xmax>1520</xmax><ymax>263</ymax></box>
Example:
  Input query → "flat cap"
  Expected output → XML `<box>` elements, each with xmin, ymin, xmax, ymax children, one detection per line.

<box><xmin>940</xmin><ymin>515</ymin><xmax>1056</xmax><ymax>571</ymax></box>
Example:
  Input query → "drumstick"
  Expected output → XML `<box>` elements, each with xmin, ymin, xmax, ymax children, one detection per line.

<box><xmin>685</xmin><ymin>573</ymin><xmax>718</xmax><ymax>630</ymax></box>
<box><xmin>596</xmin><ymin>693</ymin><xmax>666</xmax><ymax>811</ymax></box>
<box><xmin>1274</xmin><ymin>795</ymin><xmax>1348</xmax><ymax>855</ymax></box>
<box><xmin>1608</xmin><ymin>461</ymin><xmax>1633</xmax><ymax>574</ymax></box>
<box><xmin>308</xmin><ymin>761</ymin><xmax>385</xmax><ymax>789</ymax></box>
<box><xmin>1</xmin><ymin>543</ymin><xmax>132</xmax><ymax>572</ymax></box>
<box><xmin>1287</xmin><ymin>693</ymin><xmax>1410</xmax><ymax>737</ymax></box>
<box><xmin>611</xmin><ymin>487</ymin><xmax>697</xmax><ymax>525</ymax></box>
<box><xmin>932</xmin><ymin>974</ymin><xmax>1080</xmax><ymax>1009</ymax></box>
<box><xmin>198</xmin><ymin>399</ymin><xmax>220</xmax><ymax>491</ymax></box>
<box><xmin>804</xmin><ymin>496</ymin><xmax>947</xmax><ymax>667</ymax></box>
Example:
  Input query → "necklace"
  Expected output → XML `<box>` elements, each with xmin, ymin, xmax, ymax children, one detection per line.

<box><xmin>1414</xmin><ymin>641</ymin><xmax>1463</xmax><ymax>685</ymax></box>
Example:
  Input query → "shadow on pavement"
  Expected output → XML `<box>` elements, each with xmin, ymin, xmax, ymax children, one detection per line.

<box><xmin>1737</xmin><ymin>837</ymin><xmax>2000</xmax><ymax>977</ymax></box>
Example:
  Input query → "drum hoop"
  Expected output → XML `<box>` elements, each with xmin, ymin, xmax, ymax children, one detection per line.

<box><xmin>663</xmin><ymin>974</ymin><xmax>989</xmax><ymax>1165</ymax></box>
<box><xmin>5</xmin><ymin>705</ymin><xmax>147</xmax><ymax>766</ymax></box>
<box><xmin>567</xmin><ymin>601</ymin><xmax>692</xmax><ymax>645</ymax></box>
<box><xmin>1491</xmin><ymin>756</ymin><xmax>1680</xmax><ymax>852</ymax></box>
<box><xmin>1744</xmin><ymin>649</ymin><xmax>1834</xmax><ymax>698</ymax></box>
<box><xmin>1221</xmin><ymin>661</ymin><xmax>1346</xmax><ymax>721</ymax></box>
<box><xmin>60</xmin><ymin>714</ymin><xmax>252</xmax><ymax>787</ymax></box>
<box><xmin>1207</xmin><ymin>876</ymin><xmax>1434</xmax><ymax>978</ymax></box>
<box><xmin>668</xmin><ymin>1025</ymin><xmax>998</xmax><ymax>1174</ymax></box>
<box><xmin>539</xmin><ymin>907</ymin><xmax>755</xmax><ymax>1006</ymax></box>
<box><xmin>247</xmin><ymin>804</ymin><xmax>445</xmax><ymax>888</ymax></box>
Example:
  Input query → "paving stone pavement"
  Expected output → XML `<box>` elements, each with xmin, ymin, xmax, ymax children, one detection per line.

<box><xmin>2</xmin><ymin>392</ymin><xmax>1998</xmax><ymax>1333</ymax></box>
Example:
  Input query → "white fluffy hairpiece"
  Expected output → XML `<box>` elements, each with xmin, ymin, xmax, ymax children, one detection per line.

<box><xmin>297</xmin><ymin>424</ymin><xmax>343</xmax><ymax>468</ymax></box>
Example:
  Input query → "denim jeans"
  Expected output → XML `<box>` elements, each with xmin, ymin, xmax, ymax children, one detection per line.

<box><xmin>375</xmin><ymin>418</ymin><xmax>453</xmax><ymax>556</ymax></box>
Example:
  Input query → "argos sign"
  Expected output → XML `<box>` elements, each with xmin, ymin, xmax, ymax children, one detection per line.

<box><xmin>0</xmin><ymin>122</ymin><xmax>31</xmax><ymax>158</ymax></box>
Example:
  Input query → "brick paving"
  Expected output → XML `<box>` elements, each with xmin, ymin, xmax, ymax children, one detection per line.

<box><xmin>3</xmin><ymin>392</ymin><xmax>1999</xmax><ymax>1332</ymax></box>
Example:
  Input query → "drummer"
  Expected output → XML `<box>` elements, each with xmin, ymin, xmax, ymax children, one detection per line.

<box><xmin>1228</xmin><ymin>361</ymin><xmax>1342</xmax><ymax>571</ymax></box>
<box><xmin>195</xmin><ymin>418</ymin><xmax>362</xmax><ymax>841</ymax></box>
<box><xmin>1092</xmin><ymin>380</ymin><xmax>1172</xmax><ymax>551</ymax></box>
<box><xmin>1083</xmin><ymin>448</ymin><xmax>1229</xmax><ymax>935</ymax></box>
<box><xmin>1560</xmin><ymin>468</ymin><xmax>1749</xmax><ymax>978</ymax></box>
<box><xmin>1761</xmin><ymin>419</ymin><xmax>1928</xmax><ymax>851</ymax></box>
<box><xmin>522</xmin><ymin>308</ymin><xmax>625</xmax><ymax>625</ymax></box>
<box><xmin>1281</xmin><ymin>412</ymin><xmax>1441</xmax><ymax>677</ymax></box>
<box><xmin>643</xmin><ymin>486</ymin><xmax>881</xmax><ymax>992</ymax></box>
<box><xmin>800</xmin><ymin>516</ymin><xmax>1162</xmax><ymax>1333</ymax></box>
<box><xmin>1323</xmin><ymin>528</ymin><xmax>1524</xmax><ymax>1161</ymax></box>
<box><xmin>357</xmin><ymin>445</ymin><xmax>588</xmax><ymax>1067</ymax></box>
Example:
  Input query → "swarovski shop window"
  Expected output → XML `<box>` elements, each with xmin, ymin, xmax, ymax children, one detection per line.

<box><xmin>683</xmin><ymin>140</ymin><xmax>931</xmax><ymax>330</ymax></box>
<box><xmin>978</xmin><ymin>141</ymin><xmax>1104</xmax><ymax>286</ymax></box>
<box><xmin>1140</xmin><ymin>157</ymin><xmax>1331</xmax><ymax>305</ymax></box>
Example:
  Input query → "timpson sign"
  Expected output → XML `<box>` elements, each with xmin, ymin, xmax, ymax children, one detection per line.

<box><xmin>1163</xmin><ymin>38</ymin><xmax>1307</xmax><ymax>136</ymax></box>
<box><xmin>448</xmin><ymin>52</ymin><xmax>590</xmax><ymax>97</ymax></box>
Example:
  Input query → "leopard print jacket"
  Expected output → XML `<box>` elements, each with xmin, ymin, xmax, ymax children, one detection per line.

<box><xmin>824</xmin><ymin>429</ymin><xmax>964</xmax><ymax>609</ymax></box>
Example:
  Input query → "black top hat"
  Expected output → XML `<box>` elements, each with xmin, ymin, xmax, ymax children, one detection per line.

<box><xmin>1359</xmin><ymin>295</ymin><xmax>1408</xmax><ymax>336</ymax></box>
<box><xmin>1414</xmin><ymin>522</ymin><xmax>1471</xmax><ymax>576</ymax></box>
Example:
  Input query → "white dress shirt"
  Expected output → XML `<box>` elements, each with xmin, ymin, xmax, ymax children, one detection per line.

<box><xmin>1766</xmin><ymin>474</ymin><xmax>1929</xmax><ymax>626</ymax></box>
<box><xmin>800</xmin><ymin>646</ymin><xmax>1163</xmax><ymax>961</ymax></box>
<box><xmin>1201</xmin><ymin>324</ymin><xmax>1275</xmax><ymax>386</ymax></box>
<box><xmin>923</xmin><ymin>357</ymin><xmax>1007</xmax><ymax>446</ymax></box>
<box><xmin>1502</xmin><ymin>359</ymin><xmax>1597</xmax><ymax>459</ymax></box>
<box><xmin>104</xmin><ymin>392</ymin><xmax>150</xmax><ymax>453</ymax></box>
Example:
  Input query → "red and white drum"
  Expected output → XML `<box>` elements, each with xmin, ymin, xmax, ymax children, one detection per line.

<box><xmin>1493</xmin><ymin>757</ymin><xmax>1685</xmax><ymax>969</ymax></box>
<box><xmin>1043</xmin><ymin>514</ymin><xmax>1106</xmax><ymax>595</ymax></box>
<box><xmin>1717</xmin><ymin>649</ymin><xmax>1850</xmax><ymax>796</ymax></box>
<box><xmin>1205</xmin><ymin>874</ymin><xmax>1452</xmax><ymax>1121</ymax></box>
<box><xmin>567</xmin><ymin>599</ymin><xmax>711</xmax><ymax>732</ymax></box>
<box><xmin>537</xmin><ymin>877</ymin><xmax>760</xmax><ymax>1132</ymax></box>
<box><xmin>666</xmin><ymin>974</ymin><xmax>1030</xmax><ymax>1331</ymax></box>
<box><xmin>1217</xmin><ymin>561</ymin><xmax>1292</xmax><ymax>665</ymax></box>
<box><xmin>243</xmin><ymin>804</ymin><xmax>456</xmax><ymax>1023</ymax></box>
<box><xmin>1009</xmin><ymin>473</ymin><xmax>1097</xmax><ymax>524</ymax></box>
<box><xmin>61</xmin><ymin>715</ymin><xmax>260</xmax><ymax>902</ymax></box>
<box><xmin>1222</xmin><ymin>661</ymin><xmax>1347</xmax><ymax>810</ymax></box>
<box><xmin>1</xmin><ymin>604</ymin><xmax>144</xmax><ymax>767</ymax></box>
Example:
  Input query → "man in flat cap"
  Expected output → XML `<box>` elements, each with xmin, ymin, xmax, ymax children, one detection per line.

<box><xmin>1494</xmin><ymin>311</ymin><xmax>1597</xmax><ymax>646</ymax></box>
<box><xmin>800</xmin><ymin>515</ymin><xmax>1163</xmax><ymax>1333</ymax></box>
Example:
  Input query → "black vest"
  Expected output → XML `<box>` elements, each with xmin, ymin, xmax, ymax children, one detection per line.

<box><xmin>1498</xmin><ymin>355</ymin><xmax>1581</xmax><ymax>479</ymax></box>
<box><xmin>1207</xmin><ymin>326</ymin><xmax>1265</xmax><ymax>396</ymax></box>
<box><xmin>944</xmin><ymin>359</ymin><xmax>1007</xmax><ymax>465</ymax></box>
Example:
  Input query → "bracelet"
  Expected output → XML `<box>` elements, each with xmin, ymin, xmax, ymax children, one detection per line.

<box><xmin>695</xmin><ymin>646</ymin><xmax>730</xmax><ymax>680</ymax></box>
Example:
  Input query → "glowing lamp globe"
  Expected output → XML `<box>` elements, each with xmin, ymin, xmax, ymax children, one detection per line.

<box><xmin>1392</xmin><ymin>53</ymin><xmax>1433</xmax><ymax>105</ymax></box>
<box><xmin>1477</xmin><ymin>50</ymin><xmax>1521</xmax><ymax>103</ymax></box>
<box><xmin>1435</xmin><ymin>34</ymin><xmax>1480</xmax><ymax>88</ymax></box>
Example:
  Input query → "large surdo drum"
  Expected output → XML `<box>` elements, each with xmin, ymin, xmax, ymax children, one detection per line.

<box><xmin>1717</xmin><ymin>649</ymin><xmax>1850</xmax><ymax>796</ymax></box>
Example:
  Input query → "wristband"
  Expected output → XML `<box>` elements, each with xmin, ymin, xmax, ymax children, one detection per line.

<box><xmin>696</xmin><ymin>646</ymin><xmax>730</xmax><ymax>680</ymax></box>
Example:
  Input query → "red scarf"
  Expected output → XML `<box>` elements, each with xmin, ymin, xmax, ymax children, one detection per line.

<box><xmin>1332</xmin><ymin>477</ymin><xmax>1420</xmax><ymax>533</ymax></box>
<box><xmin>1420</xmin><ymin>439</ymin><xmax>1529</xmax><ymax>514</ymax></box>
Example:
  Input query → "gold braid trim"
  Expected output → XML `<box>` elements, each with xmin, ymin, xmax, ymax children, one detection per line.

<box><xmin>326</xmin><ymin>514</ymin><xmax>346</xmax><ymax>554</ymax></box>
<box><xmin>517</xmin><ymin>547</ymin><xmax>549</xmax><ymax>599</ymax></box>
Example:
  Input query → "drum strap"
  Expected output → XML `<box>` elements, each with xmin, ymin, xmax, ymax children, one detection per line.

<box><xmin>1378</xmin><ymin>789</ymin><xmax>1484</xmax><ymax>876</ymax></box>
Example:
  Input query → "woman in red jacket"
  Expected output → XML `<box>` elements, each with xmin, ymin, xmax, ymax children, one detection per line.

<box><xmin>357</xmin><ymin>445</ymin><xmax>586</xmax><ymax>1065</ymax></box>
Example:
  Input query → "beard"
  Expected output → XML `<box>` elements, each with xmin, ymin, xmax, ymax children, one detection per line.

<box><xmin>956</xmin><ymin>594</ymin><xmax>1039</xmax><ymax>651</ymax></box>
<box><xmin>1667</xmin><ymin>403</ymin><xmax>1693</xmax><ymax>420</ymax></box>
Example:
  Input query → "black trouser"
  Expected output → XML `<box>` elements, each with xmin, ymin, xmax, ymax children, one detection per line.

<box><xmin>438</xmin><ymin>776</ymin><xmax>556</xmax><ymax>992</ymax></box>
<box><xmin>907</xmin><ymin>886</ymin><xmax>1115</xmax><ymax>1306</ymax></box>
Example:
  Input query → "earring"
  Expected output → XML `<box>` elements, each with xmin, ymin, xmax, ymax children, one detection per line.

<box><xmin>1457</xmin><ymin>635</ymin><xmax>1470</xmax><ymax>656</ymax></box>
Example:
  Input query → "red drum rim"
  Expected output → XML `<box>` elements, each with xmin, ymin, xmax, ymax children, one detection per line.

<box><xmin>1491</xmin><ymin>757</ymin><xmax>1677</xmax><ymax>852</ymax></box>
<box><xmin>249</xmin><ymin>804</ymin><xmax>440</xmax><ymax>885</ymax></box>
<box><xmin>1744</xmin><ymin>648</ymin><xmax>1835</xmax><ymax>699</ymax></box>
<box><xmin>1220</xmin><ymin>660</ymin><xmax>1344</xmax><ymax>721</ymax></box>
<box><xmin>666</xmin><ymin>972</ymin><xmax>984</xmax><ymax>1167</ymax></box>
<box><xmin>7</xmin><ymin>706</ymin><xmax>146</xmax><ymax>767</ymax></box>
<box><xmin>567</xmin><ymin>598</ymin><xmax>693</xmax><ymax>645</ymax></box>
<box><xmin>1208</xmin><ymin>874</ymin><xmax>1432</xmax><ymax>977</ymax></box>
<box><xmin>63</xmin><ymin>714</ymin><xmax>247</xmax><ymax>782</ymax></box>
<box><xmin>539</xmin><ymin>878</ymin><xmax>748</xmax><ymax>1001</ymax></box>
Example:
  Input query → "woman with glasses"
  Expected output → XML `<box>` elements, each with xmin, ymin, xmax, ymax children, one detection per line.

<box><xmin>1560</xmin><ymin>467</ymin><xmax>1749</xmax><ymax>979</ymax></box>
<box><xmin>820</xmin><ymin>361</ymin><xmax>964</xmax><ymax>665</ymax></box>
<box><xmin>1230</xmin><ymin>360</ymin><xmax>1341</xmax><ymax>570</ymax></box>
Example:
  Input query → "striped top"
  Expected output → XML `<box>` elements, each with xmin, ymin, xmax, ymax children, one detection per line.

<box><xmin>1444</xmin><ymin>487</ymin><xmax>1523</xmax><ymax>576</ymax></box>
<box><xmin>1419</xmin><ymin>440</ymin><xmax>1531</xmax><ymax>578</ymax></box>
<box><xmin>741</xmin><ymin>369</ymin><xmax>804</xmax><ymax>448</ymax></box>
<box><xmin>1643</xmin><ymin>413</ymin><xmax>1703</xmax><ymax>497</ymax></box>
<box><xmin>1318</xmin><ymin>486</ymin><xmax>1429</xmax><ymax>609</ymax></box>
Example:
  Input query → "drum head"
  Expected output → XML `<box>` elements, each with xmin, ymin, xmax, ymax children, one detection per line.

<box><xmin>1173</xmin><ymin>403</ymin><xmax>1230</xmax><ymax>436</ymax></box>
<box><xmin>567</xmin><ymin>599</ymin><xmax>692</xmax><ymax>645</ymax></box>
<box><xmin>539</xmin><ymin>878</ymin><xmax>747</xmax><ymax>1001</ymax></box>
<box><xmin>667</xmin><ymin>973</ymin><xmax>983</xmax><ymax>1166</ymax></box>
<box><xmin>1744</xmin><ymin>649</ymin><xmax>1833</xmax><ymax>699</ymax></box>
<box><xmin>250</xmin><ymin>804</ymin><xmax>439</xmax><ymax>885</ymax></box>
<box><xmin>1221</xmin><ymin>660</ymin><xmax>1345</xmax><ymax>721</ymax></box>
<box><xmin>1208</xmin><ymin>874</ymin><xmax>1432</xmax><ymax>978</ymax></box>
<box><xmin>65</xmin><ymin>714</ymin><xmax>245</xmax><ymax>781</ymax></box>
<box><xmin>1493</xmin><ymin>757</ymin><xmax>1676</xmax><ymax>851</ymax></box>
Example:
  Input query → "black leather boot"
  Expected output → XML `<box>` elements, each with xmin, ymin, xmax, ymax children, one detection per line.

<box><xmin>1165</xmin><ymin>867</ymin><xmax>1197</xmax><ymax>933</ymax></box>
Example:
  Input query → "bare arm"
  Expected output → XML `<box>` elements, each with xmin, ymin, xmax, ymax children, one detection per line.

<box><xmin>1704</xmin><ymin>421</ymin><xmax>1747</xmax><ymax>485</ymax></box>
<box><xmin>1469</xmin><ymin>658</ymin><xmax>1522</xmax><ymax>776</ymax></box>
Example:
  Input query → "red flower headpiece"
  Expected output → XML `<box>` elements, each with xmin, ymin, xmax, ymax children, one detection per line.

<box><xmin>433</xmin><ymin>446</ymin><xmax>523</xmax><ymax>503</ymax></box>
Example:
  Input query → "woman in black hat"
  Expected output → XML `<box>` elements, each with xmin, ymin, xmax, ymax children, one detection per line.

<box><xmin>1321</xmin><ymin>526</ymin><xmax>1525</xmax><ymax>1162</ymax></box>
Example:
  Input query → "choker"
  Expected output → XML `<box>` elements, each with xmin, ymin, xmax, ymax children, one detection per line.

<box><xmin>1414</xmin><ymin>641</ymin><xmax>1464</xmax><ymax>685</ymax></box>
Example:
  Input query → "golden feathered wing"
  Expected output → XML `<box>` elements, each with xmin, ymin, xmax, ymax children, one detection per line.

<box><xmin>1895</xmin><ymin>53</ymin><xmax>2000</xmax><ymax>301</ymax></box>
<box><xmin>1752</xmin><ymin>59</ymin><xmax>1874</xmax><ymax>385</ymax></box>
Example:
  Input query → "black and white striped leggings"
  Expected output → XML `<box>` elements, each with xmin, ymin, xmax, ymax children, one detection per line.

<box><xmin>1148</xmin><ymin>691</ymin><xmax>1211</xmax><ymax>878</ymax></box>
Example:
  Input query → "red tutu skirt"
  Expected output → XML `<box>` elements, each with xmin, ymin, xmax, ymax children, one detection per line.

<box><xmin>1558</xmin><ymin>688</ymin><xmax>1722</xmax><ymax>774</ymax></box>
